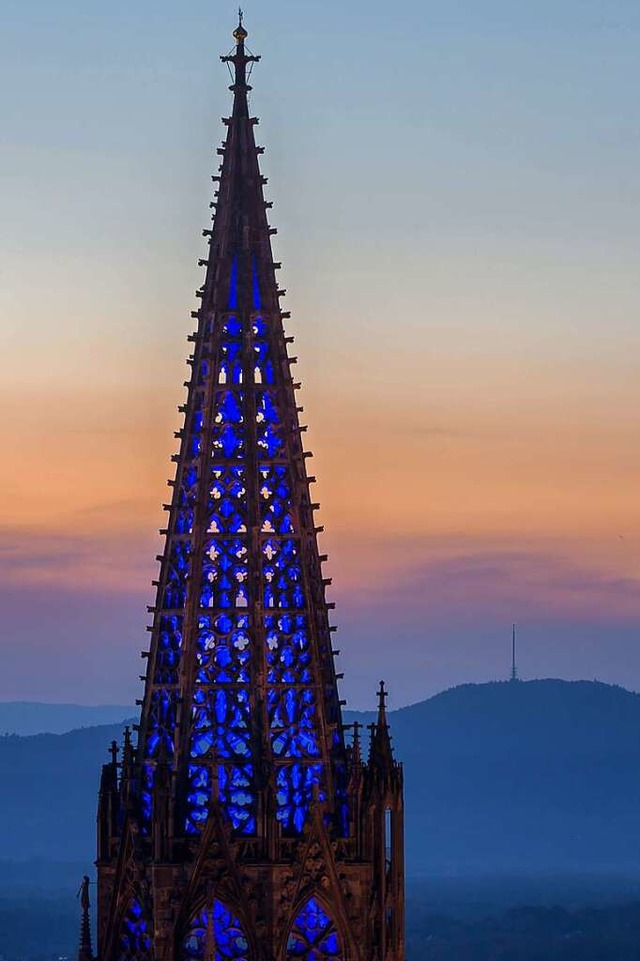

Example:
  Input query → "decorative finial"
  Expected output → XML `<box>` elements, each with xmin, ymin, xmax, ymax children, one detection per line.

<box><xmin>377</xmin><ymin>680</ymin><xmax>388</xmax><ymax>722</ymax></box>
<box><xmin>234</xmin><ymin>8</ymin><xmax>248</xmax><ymax>43</ymax></box>
<box><xmin>222</xmin><ymin>10</ymin><xmax>260</xmax><ymax>99</ymax></box>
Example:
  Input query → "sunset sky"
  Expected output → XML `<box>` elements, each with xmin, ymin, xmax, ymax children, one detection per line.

<box><xmin>2</xmin><ymin>0</ymin><xmax>640</xmax><ymax>708</ymax></box>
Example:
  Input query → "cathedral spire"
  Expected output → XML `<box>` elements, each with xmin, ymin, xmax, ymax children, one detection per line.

<box><xmin>134</xmin><ymin>6</ymin><xmax>346</xmax><ymax>847</ymax></box>
<box><xmin>96</xmin><ymin>19</ymin><xmax>404</xmax><ymax>960</ymax></box>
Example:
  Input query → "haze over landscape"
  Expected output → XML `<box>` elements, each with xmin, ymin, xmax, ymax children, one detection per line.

<box><xmin>3</xmin><ymin>681</ymin><xmax>640</xmax><ymax>959</ymax></box>
<box><xmin>2</xmin><ymin>681</ymin><xmax>639</xmax><ymax>876</ymax></box>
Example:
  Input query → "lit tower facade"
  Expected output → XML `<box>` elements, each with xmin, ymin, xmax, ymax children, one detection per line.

<box><xmin>95</xmin><ymin>18</ymin><xmax>404</xmax><ymax>961</ymax></box>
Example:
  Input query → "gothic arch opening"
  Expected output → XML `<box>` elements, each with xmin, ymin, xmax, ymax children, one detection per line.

<box><xmin>286</xmin><ymin>896</ymin><xmax>343</xmax><ymax>960</ymax></box>
<box><xmin>182</xmin><ymin>899</ymin><xmax>250</xmax><ymax>961</ymax></box>
<box><xmin>117</xmin><ymin>897</ymin><xmax>152</xmax><ymax>961</ymax></box>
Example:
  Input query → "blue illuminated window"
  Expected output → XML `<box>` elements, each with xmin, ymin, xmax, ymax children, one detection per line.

<box><xmin>287</xmin><ymin>898</ymin><xmax>342</xmax><ymax>961</ymax></box>
<box><xmin>183</xmin><ymin>901</ymin><xmax>249</xmax><ymax>961</ymax></box>
<box><xmin>118</xmin><ymin>898</ymin><xmax>152</xmax><ymax>961</ymax></box>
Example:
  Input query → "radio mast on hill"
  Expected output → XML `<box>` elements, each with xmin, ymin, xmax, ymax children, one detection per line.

<box><xmin>510</xmin><ymin>623</ymin><xmax>519</xmax><ymax>683</ymax></box>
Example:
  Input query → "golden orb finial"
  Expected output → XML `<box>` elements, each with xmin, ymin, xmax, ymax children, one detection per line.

<box><xmin>234</xmin><ymin>8</ymin><xmax>248</xmax><ymax>43</ymax></box>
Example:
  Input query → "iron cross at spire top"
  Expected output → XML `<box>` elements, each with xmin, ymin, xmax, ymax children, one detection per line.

<box><xmin>221</xmin><ymin>10</ymin><xmax>261</xmax><ymax>98</ymax></box>
<box><xmin>377</xmin><ymin>679</ymin><xmax>389</xmax><ymax>725</ymax></box>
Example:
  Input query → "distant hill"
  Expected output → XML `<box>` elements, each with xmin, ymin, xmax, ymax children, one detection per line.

<box><xmin>2</xmin><ymin>680</ymin><xmax>640</xmax><ymax>875</ymax></box>
<box><xmin>0</xmin><ymin>701</ymin><xmax>133</xmax><ymax>736</ymax></box>
<box><xmin>0</xmin><ymin>721</ymin><xmax>133</xmax><ymax>862</ymax></box>
<box><xmin>369</xmin><ymin>679</ymin><xmax>640</xmax><ymax>874</ymax></box>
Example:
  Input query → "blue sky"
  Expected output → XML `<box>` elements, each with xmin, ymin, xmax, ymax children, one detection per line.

<box><xmin>1</xmin><ymin>0</ymin><xmax>640</xmax><ymax>708</ymax></box>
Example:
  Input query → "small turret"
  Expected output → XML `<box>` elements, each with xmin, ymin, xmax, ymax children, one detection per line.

<box><xmin>97</xmin><ymin>741</ymin><xmax>119</xmax><ymax>861</ymax></box>
<box><xmin>363</xmin><ymin>682</ymin><xmax>405</xmax><ymax>961</ymax></box>
<box><xmin>368</xmin><ymin>680</ymin><xmax>396</xmax><ymax>774</ymax></box>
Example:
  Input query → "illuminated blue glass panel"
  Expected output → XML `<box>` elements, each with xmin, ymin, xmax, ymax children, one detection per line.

<box><xmin>140</xmin><ymin>763</ymin><xmax>154</xmax><ymax>827</ymax></box>
<box><xmin>175</xmin><ymin>508</ymin><xmax>194</xmax><ymax>535</ymax></box>
<box><xmin>286</xmin><ymin>898</ymin><xmax>342</xmax><ymax>961</ymax></box>
<box><xmin>276</xmin><ymin>764</ymin><xmax>324</xmax><ymax>834</ymax></box>
<box><xmin>118</xmin><ymin>898</ymin><xmax>152</xmax><ymax>961</ymax></box>
<box><xmin>209</xmin><ymin>467</ymin><xmax>247</xmax><ymax>533</ymax></box>
<box><xmin>154</xmin><ymin>615</ymin><xmax>183</xmax><ymax>685</ymax></box>
<box><xmin>268</xmin><ymin>689</ymin><xmax>320</xmax><ymax>758</ymax></box>
<box><xmin>183</xmin><ymin>901</ymin><xmax>249</xmax><ymax>961</ymax></box>
<box><xmin>219</xmin><ymin>316</ymin><xmax>243</xmax><ymax>384</ymax></box>
<box><xmin>179</xmin><ymin>465</ymin><xmax>199</xmax><ymax>508</ymax></box>
<box><xmin>218</xmin><ymin>763</ymin><xmax>256</xmax><ymax>834</ymax></box>
<box><xmin>252</xmin><ymin>285</ymin><xmax>275</xmax><ymax>383</ymax></box>
<box><xmin>201</xmin><ymin>538</ymin><xmax>248</xmax><ymax>610</ymax></box>
<box><xmin>266</xmin><ymin>614</ymin><xmax>312</xmax><ymax>684</ymax></box>
<box><xmin>146</xmin><ymin>690</ymin><xmax>177</xmax><ymax>759</ymax></box>
<box><xmin>256</xmin><ymin>389</ymin><xmax>279</xmax><ymax>425</ymax></box>
<box><xmin>260</xmin><ymin>467</ymin><xmax>294</xmax><ymax>535</ymax></box>
<box><xmin>215</xmin><ymin>423</ymin><xmax>244</xmax><ymax>459</ymax></box>
<box><xmin>185</xmin><ymin>763</ymin><xmax>211</xmax><ymax>835</ymax></box>
<box><xmin>190</xmin><ymin>688</ymin><xmax>251</xmax><ymax>759</ymax></box>
<box><xmin>163</xmin><ymin>540</ymin><xmax>191</xmax><ymax>610</ymax></box>
<box><xmin>196</xmin><ymin>614</ymin><xmax>250</xmax><ymax>685</ymax></box>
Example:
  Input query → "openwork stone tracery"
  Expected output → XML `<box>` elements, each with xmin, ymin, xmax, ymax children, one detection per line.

<box><xmin>287</xmin><ymin>898</ymin><xmax>342</xmax><ymax>960</ymax></box>
<box><xmin>94</xmin><ymin>16</ymin><xmax>404</xmax><ymax>961</ymax></box>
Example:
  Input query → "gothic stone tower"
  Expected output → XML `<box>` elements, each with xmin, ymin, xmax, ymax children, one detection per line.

<box><xmin>96</xmin><ymin>18</ymin><xmax>404</xmax><ymax>961</ymax></box>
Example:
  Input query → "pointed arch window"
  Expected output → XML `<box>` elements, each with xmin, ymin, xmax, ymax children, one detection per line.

<box><xmin>183</xmin><ymin>900</ymin><xmax>250</xmax><ymax>960</ymax></box>
<box><xmin>286</xmin><ymin>897</ymin><xmax>342</xmax><ymax>960</ymax></box>
<box><xmin>118</xmin><ymin>898</ymin><xmax>152</xmax><ymax>961</ymax></box>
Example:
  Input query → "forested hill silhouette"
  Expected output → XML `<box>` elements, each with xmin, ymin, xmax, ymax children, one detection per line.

<box><xmin>0</xmin><ymin>701</ymin><xmax>133</xmax><ymax>735</ymax></box>
<box><xmin>2</xmin><ymin>680</ymin><xmax>640</xmax><ymax>873</ymax></box>
<box><xmin>372</xmin><ymin>679</ymin><xmax>640</xmax><ymax>873</ymax></box>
